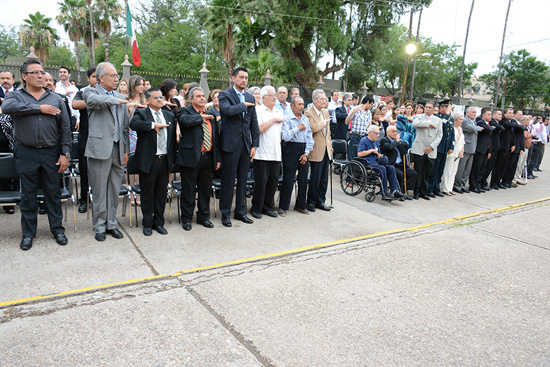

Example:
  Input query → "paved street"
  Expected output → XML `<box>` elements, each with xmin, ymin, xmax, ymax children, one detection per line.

<box><xmin>1</xmin><ymin>157</ymin><xmax>549</xmax><ymax>366</ymax></box>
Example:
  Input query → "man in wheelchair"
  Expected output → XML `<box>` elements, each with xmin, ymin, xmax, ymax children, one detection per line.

<box><xmin>357</xmin><ymin>125</ymin><xmax>405</xmax><ymax>201</ymax></box>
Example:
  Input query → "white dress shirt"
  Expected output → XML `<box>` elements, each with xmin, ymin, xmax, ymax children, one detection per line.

<box><xmin>255</xmin><ymin>104</ymin><xmax>283</xmax><ymax>161</ymax></box>
<box><xmin>150</xmin><ymin>107</ymin><xmax>168</xmax><ymax>155</ymax></box>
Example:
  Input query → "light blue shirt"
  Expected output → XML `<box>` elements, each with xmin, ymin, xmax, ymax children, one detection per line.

<box><xmin>282</xmin><ymin>112</ymin><xmax>314</xmax><ymax>156</ymax></box>
<box><xmin>275</xmin><ymin>100</ymin><xmax>292</xmax><ymax>118</ymax></box>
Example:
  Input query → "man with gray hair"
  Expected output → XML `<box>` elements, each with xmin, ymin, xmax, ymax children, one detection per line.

<box><xmin>250</xmin><ymin>86</ymin><xmax>284</xmax><ymax>219</ymax></box>
<box><xmin>275</xmin><ymin>86</ymin><xmax>292</xmax><ymax>118</ymax></box>
<box><xmin>83</xmin><ymin>62</ymin><xmax>130</xmax><ymax>242</ymax></box>
<box><xmin>453</xmin><ymin>106</ymin><xmax>481</xmax><ymax>194</ymax></box>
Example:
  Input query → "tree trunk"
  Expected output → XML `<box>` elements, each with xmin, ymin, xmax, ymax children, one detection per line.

<box><xmin>105</xmin><ymin>33</ymin><xmax>110</xmax><ymax>61</ymax></box>
<box><xmin>74</xmin><ymin>40</ymin><xmax>81</xmax><ymax>84</ymax></box>
<box><xmin>88</xmin><ymin>4</ymin><xmax>95</xmax><ymax>67</ymax></box>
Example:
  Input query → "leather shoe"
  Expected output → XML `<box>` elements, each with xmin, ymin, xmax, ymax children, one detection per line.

<box><xmin>510</xmin><ymin>183</ymin><xmax>518</xmax><ymax>188</ymax></box>
<box><xmin>154</xmin><ymin>225</ymin><xmax>168</xmax><ymax>235</ymax></box>
<box><xmin>527</xmin><ymin>174</ymin><xmax>536</xmax><ymax>179</ymax></box>
<box><xmin>413</xmin><ymin>192</ymin><xmax>419</xmax><ymax>200</ymax></box>
<box><xmin>197</xmin><ymin>219</ymin><xmax>214</xmax><ymax>228</ymax></box>
<box><xmin>498</xmin><ymin>184</ymin><xmax>507</xmax><ymax>189</ymax></box>
<box><xmin>491</xmin><ymin>186</ymin><xmax>499</xmax><ymax>190</ymax></box>
<box><xmin>277</xmin><ymin>208</ymin><xmax>287</xmax><ymax>217</ymax></box>
<box><xmin>478</xmin><ymin>187</ymin><xmax>486</xmax><ymax>193</ymax></box>
<box><xmin>482</xmin><ymin>186</ymin><xmax>491</xmax><ymax>191</ymax></box>
<box><xmin>234</xmin><ymin>213</ymin><xmax>254</xmax><ymax>224</ymax></box>
<box><xmin>463</xmin><ymin>188</ymin><xmax>470</xmax><ymax>193</ymax></box>
<box><xmin>381</xmin><ymin>192</ymin><xmax>393</xmax><ymax>201</ymax></box>
<box><xmin>54</xmin><ymin>233</ymin><xmax>68</xmax><ymax>245</ymax></box>
<box><xmin>39</xmin><ymin>205</ymin><xmax>47</xmax><ymax>215</ymax></box>
<box><xmin>471</xmin><ymin>187</ymin><xmax>481</xmax><ymax>193</ymax></box>
<box><xmin>107</xmin><ymin>228</ymin><xmax>124</xmax><ymax>239</ymax></box>
<box><xmin>420</xmin><ymin>195</ymin><xmax>430</xmax><ymax>200</ymax></box>
<box><xmin>261</xmin><ymin>209</ymin><xmax>278</xmax><ymax>218</ymax></box>
<box><xmin>78</xmin><ymin>202</ymin><xmax>87</xmax><ymax>213</ymax></box>
<box><xmin>434</xmin><ymin>191</ymin><xmax>444</xmax><ymax>197</ymax></box>
<box><xmin>294</xmin><ymin>207</ymin><xmax>310</xmax><ymax>215</ymax></box>
<box><xmin>306</xmin><ymin>204</ymin><xmax>316</xmax><ymax>212</ymax></box>
<box><xmin>315</xmin><ymin>203</ymin><xmax>331</xmax><ymax>211</ymax></box>
<box><xmin>503</xmin><ymin>183</ymin><xmax>512</xmax><ymax>188</ymax></box>
<box><xmin>143</xmin><ymin>227</ymin><xmax>153</xmax><ymax>236</ymax></box>
<box><xmin>221</xmin><ymin>215</ymin><xmax>232</xmax><ymax>227</ymax></box>
<box><xmin>95</xmin><ymin>232</ymin><xmax>106</xmax><ymax>242</ymax></box>
<box><xmin>427</xmin><ymin>192</ymin><xmax>436</xmax><ymax>198</ymax></box>
<box><xmin>250</xmin><ymin>211</ymin><xmax>262</xmax><ymax>219</ymax></box>
<box><xmin>182</xmin><ymin>221</ymin><xmax>192</xmax><ymax>231</ymax></box>
<box><xmin>20</xmin><ymin>237</ymin><xmax>33</xmax><ymax>251</ymax></box>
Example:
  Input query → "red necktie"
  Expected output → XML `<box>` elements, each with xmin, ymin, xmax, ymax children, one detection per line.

<box><xmin>347</xmin><ymin>108</ymin><xmax>349</xmax><ymax>114</ymax></box>
<box><xmin>4</xmin><ymin>90</ymin><xmax>8</xmax><ymax>94</ymax></box>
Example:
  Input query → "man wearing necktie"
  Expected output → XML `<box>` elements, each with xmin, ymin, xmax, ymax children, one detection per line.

<box><xmin>130</xmin><ymin>88</ymin><xmax>176</xmax><ymax>236</ymax></box>
<box><xmin>83</xmin><ymin>62</ymin><xmax>130</xmax><ymax>242</ymax></box>
<box><xmin>334</xmin><ymin>94</ymin><xmax>352</xmax><ymax>140</ymax></box>
<box><xmin>176</xmin><ymin>87</ymin><xmax>220</xmax><ymax>231</ymax></box>
<box><xmin>0</xmin><ymin>69</ymin><xmax>15</xmax><ymax>104</ymax></box>
<box><xmin>218</xmin><ymin>67</ymin><xmax>260</xmax><ymax>227</ymax></box>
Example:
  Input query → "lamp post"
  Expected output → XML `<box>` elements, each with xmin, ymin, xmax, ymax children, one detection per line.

<box><xmin>399</xmin><ymin>42</ymin><xmax>417</xmax><ymax>106</ymax></box>
<box><xmin>409</xmin><ymin>52</ymin><xmax>431</xmax><ymax>101</ymax></box>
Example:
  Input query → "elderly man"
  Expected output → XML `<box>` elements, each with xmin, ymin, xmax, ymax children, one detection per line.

<box><xmin>275</xmin><ymin>86</ymin><xmax>292</xmax><ymax>118</ymax></box>
<box><xmin>0</xmin><ymin>69</ymin><xmax>15</xmax><ymax>103</ymax></box>
<box><xmin>380</xmin><ymin>125</ymin><xmax>417</xmax><ymax>198</ymax></box>
<box><xmin>2</xmin><ymin>59</ymin><xmax>71</xmax><ymax>250</ymax></box>
<box><xmin>514</xmin><ymin>116</ymin><xmax>534</xmax><ymax>185</ymax></box>
<box><xmin>83</xmin><ymin>62</ymin><xmax>130</xmax><ymax>242</ymax></box>
<box><xmin>358</xmin><ymin>125</ymin><xmax>404</xmax><ymax>201</ymax></box>
<box><xmin>527</xmin><ymin>116</ymin><xmax>547</xmax><ymax>179</ymax></box>
<box><xmin>305</xmin><ymin>89</ymin><xmax>332</xmax><ymax>212</ymax></box>
<box><xmin>288</xmin><ymin>87</ymin><xmax>300</xmax><ymax>100</ymax></box>
<box><xmin>469</xmin><ymin>108</ymin><xmax>495</xmax><ymax>193</ymax></box>
<box><xmin>428</xmin><ymin>99</ymin><xmax>455</xmax><ymax>197</ymax></box>
<box><xmin>411</xmin><ymin>101</ymin><xmax>443</xmax><ymax>200</ymax></box>
<box><xmin>453</xmin><ymin>107</ymin><xmax>480</xmax><ymax>193</ymax></box>
<box><xmin>250</xmin><ymin>86</ymin><xmax>284</xmax><ymax>219</ymax></box>
<box><xmin>279</xmin><ymin>96</ymin><xmax>314</xmax><ymax>216</ymax></box>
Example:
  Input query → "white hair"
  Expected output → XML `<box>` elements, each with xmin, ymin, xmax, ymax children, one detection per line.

<box><xmin>312</xmin><ymin>89</ymin><xmax>325</xmax><ymax>100</ymax></box>
<box><xmin>277</xmin><ymin>86</ymin><xmax>288</xmax><ymax>93</ymax></box>
<box><xmin>368</xmin><ymin>124</ymin><xmax>379</xmax><ymax>133</ymax></box>
<box><xmin>259</xmin><ymin>85</ymin><xmax>275</xmax><ymax>100</ymax></box>
<box><xmin>96</xmin><ymin>62</ymin><xmax>115</xmax><ymax>77</ymax></box>
<box><xmin>452</xmin><ymin>112</ymin><xmax>463</xmax><ymax>121</ymax></box>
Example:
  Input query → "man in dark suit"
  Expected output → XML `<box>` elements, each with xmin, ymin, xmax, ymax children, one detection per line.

<box><xmin>380</xmin><ymin>125</ymin><xmax>417</xmax><ymax>198</ymax></box>
<box><xmin>218</xmin><ymin>67</ymin><xmax>260</xmax><ymax>227</ymax></box>
<box><xmin>469</xmin><ymin>108</ymin><xmax>495</xmax><ymax>193</ymax></box>
<box><xmin>503</xmin><ymin>110</ymin><xmax>526</xmax><ymax>188</ymax></box>
<box><xmin>129</xmin><ymin>88</ymin><xmax>176</xmax><ymax>236</ymax></box>
<box><xmin>176</xmin><ymin>87</ymin><xmax>220</xmax><ymax>231</ymax></box>
<box><xmin>334</xmin><ymin>94</ymin><xmax>352</xmax><ymax>140</ymax></box>
<box><xmin>0</xmin><ymin>69</ymin><xmax>15</xmax><ymax>103</ymax></box>
<box><xmin>491</xmin><ymin>108</ymin><xmax>515</xmax><ymax>189</ymax></box>
<box><xmin>482</xmin><ymin>109</ymin><xmax>504</xmax><ymax>190</ymax></box>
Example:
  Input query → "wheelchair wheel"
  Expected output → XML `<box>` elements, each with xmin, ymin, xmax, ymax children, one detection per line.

<box><xmin>365</xmin><ymin>190</ymin><xmax>376</xmax><ymax>202</ymax></box>
<box><xmin>340</xmin><ymin>160</ymin><xmax>366</xmax><ymax>196</ymax></box>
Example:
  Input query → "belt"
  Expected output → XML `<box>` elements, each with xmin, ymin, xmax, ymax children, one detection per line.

<box><xmin>155</xmin><ymin>154</ymin><xmax>166</xmax><ymax>159</ymax></box>
<box><xmin>351</xmin><ymin>132</ymin><xmax>367</xmax><ymax>138</ymax></box>
<box><xmin>201</xmin><ymin>150</ymin><xmax>212</xmax><ymax>156</ymax></box>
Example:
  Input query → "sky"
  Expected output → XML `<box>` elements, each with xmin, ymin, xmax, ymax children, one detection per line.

<box><xmin>2</xmin><ymin>0</ymin><xmax>549</xmax><ymax>77</ymax></box>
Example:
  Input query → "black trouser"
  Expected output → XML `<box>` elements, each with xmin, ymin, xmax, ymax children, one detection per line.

<box><xmin>77</xmin><ymin>141</ymin><xmax>89</xmax><ymax>203</ymax></box>
<box><xmin>308</xmin><ymin>151</ymin><xmax>329</xmax><ymax>207</ymax></box>
<box><xmin>394</xmin><ymin>164</ymin><xmax>417</xmax><ymax>192</ymax></box>
<box><xmin>139</xmin><ymin>156</ymin><xmax>169</xmax><ymax>228</ymax></box>
<box><xmin>470</xmin><ymin>151</ymin><xmax>488</xmax><ymax>189</ymax></box>
<box><xmin>528</xmin><ymin>142</ymin><xmax>544</xmax><ymax>175</ymax></box>
<box><xmin>13</xmin><ymin>143</ymin><xmax>64</xmax><ymax>238</ymax></box>
<box><xmin>252</xmin><ymin>159</ymin><xmax>280</xmax><ymax>213</ymax></box>
<box><xmin>482</xmin><ymin>149</ymin><xmax>498</xmax><ymax>187</ymax></box>
<box><xmin>220</xmin><ymin>142</ymin><xmax>250</xmax><ymax>217</ymax></box>
<box><xmin>412</xmin><ymin>153</ymin><xmax>434</xmax><ymax>197</ymax></box>
<box><xmin>180</xmin><ymin>151</ymin><xmax>214</xmax><ymax>222</ymax></box>
<box><xmin>491</xmin><ymin>149</ymin><xmax>510</xmax><ymax>186</ymax></box>
<box><xmin>428</xmin><ymin>151</ymin><xmax>446</xmax><ymax>194</ymax></box>
<box><xmin>279</xmin><ymin>142</ymin><xmax>309</xmax><ymax>211</ymax></box>
<box><xmin>504</xmin><ymin>152</ymin><xmax>520</xmax><ymax>184</ymax></box>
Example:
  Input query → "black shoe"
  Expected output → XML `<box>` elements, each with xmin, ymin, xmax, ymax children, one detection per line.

<box><xmin>534</xmin><ymin>168</ymin><xmax>541</xmax><ymax>172</ymax></box>
<box><xmin>4</xmin><ymin>206</ymin><xmax>15</xmax><ymax>214</ymax></box>
<box><xmin>95</xmin><ymin>232</ymin><xmax>106</xmax><ymax>242</ymax></box>
<box><xmin>503</xmin><ymin>183</ymin><xmax>512</xmax><ymax>188</ymax></box>
<box><xmin>153</xmin><ymin>225</ymin><xmax>168</xmax><ymax>235</ymax></box>
<box><xmin>454</xmin><ymin>188</ymin><xmax>464</xmax><ymax>194</ymax></box>
<box><xmin>420</xmin><ymin>195</ymin><xmax>430</xmax><ymax>200</ymax></box>
<box><xmin>221</xmin><ymin>215</ymin><xmax>232</xmax><ymax>227</ymax></box>
<box><xmin>510</xmin><ymin>183</ymin><xmax>518</xmax><ymax>188</ymax></box>
<box><xmin>490</xmin><ymin>186</ymin><xmax>499</xmax><ymax>190</ymax></box>
<box><xmin>315</xmin><ymin>203</ymin><xmax>331</xmax><ymax>211</ymax></box>
<box><xmin>20</xmin><ymin>237</ymin><xmax>33</xmax><ymax>251</ymax></box>
<box><xmin>482</xmin><ymin>186</ymin><xmax>491</xmax><ymax>191</ymax></box>
<box><xmin>54</xmin><ymin>233</ymin><xmax>68</xmax><ymax>245</ymax></box>
<box><xmin>405</xmin><ymin>194</ymin><xmax>413</xmax><ymax>200</ymax></box>
<box><xmin>250</xmin><ymin>211</ymin><xmax>262</xmax><ymax>219</ymax></box>
<box><xmin>498</xmin><ymin>184</ymin><xmax>507</xmax><ymax>189</ymax></box>
<box><xmin>182</xmin><ymin>221</ymin><xmax>192</xmax><ymax>231</ymax></box>
<box><xmin>197</xmin><ymin>219</ymin><xmax>214</xmax><ymax>228</ymax></box>
<box><xmin>107</xmin><ymin>228</ymin><xmax>124</xmax><ymax>239</ymax></box>
<box><xmin>294</xmin><ymin>207</ymin><xmax>310</xmax><ymax>215</ymax></box>
<box><xmin>413</xmin><ymin>193</ymin><xmax>419</xmax><ymax>200</ymax></box>
<box><xmin>527</xmin><ymin>174</ymin><xmax>536</xmax><ymax>179</ymax></box>
<box><xmin>78</xmin><ymin>203</ymin><xmax>87</xmax><ymax>213</ymax></box>
<box><xmin>261</xmin><ymin>209</ymin><xmax>278</xmax><ymax>218</ymax></box>
<box><xmin>381</xmin><ymin>192</ymin><xmax>393</xmax><ymax>201</ymax></box>
<box><xmin>471</xmin><ymin>188</ymin><xmax>481</xmax><ymax>193</ymax></box>
<box><xmin>427</xmin><ymin>192</ymin><xmax>436</xmax><ymax>198</ymax></box>
<box><xmin>143</xmin><ymin>227</ymin><xmax>153</xmax><ymax>236</ymax></box>
<box><xmin>463</xmin><ymin>188</ymin><xmax>470</xmax><ymax>193</ymax></box>
<box><xmin>234</xmin><ymin>213</ymin><xmax>254</xmax><ymax>224</ymax></box>
<box><xmin>434</xmin><ymin>191</ymin><xmax>444</xmax><ymax>197</ymax></box>
<box><xmin>478</xmin><ymin>187</ymin><xmax>486</xmax><ymax>193</ymax></box>
<box><xmin>39</xmin><ymin>206</ymin><xmax>47</xmax><ymax>215</ymax></box>
<box><xmin>306</xmin><ymin>204</ymin><xmax>316</xmax><ymax>212</ymax></box>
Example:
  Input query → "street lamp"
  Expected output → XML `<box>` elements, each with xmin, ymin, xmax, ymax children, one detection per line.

<box><xmin>409</xmin><ymin>52</ymin><xmax>431</xmax><ymax>101</ymax></box>
<box><xmin>399</xmin><ymin>43</ymin><xmax>417</xmax><ymax>105</ymax></box>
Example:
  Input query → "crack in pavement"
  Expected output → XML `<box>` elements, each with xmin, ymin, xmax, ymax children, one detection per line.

<box><xmin>119</xmin><ymin>222</ymin><xmax>160</xmax><ymax>276</ymax></box>
<box><xmin>470</xmin><ymin>226</ymin><xmax>550</xmax><ymax>252</ymax></box>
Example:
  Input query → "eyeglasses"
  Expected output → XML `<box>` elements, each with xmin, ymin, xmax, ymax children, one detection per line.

<box><xmin>109</xmin><ymin>74</ymin><xmax>120</xmax><ymax>79</ymax></box>
<box><xmin>25</xmin><ymin>71</ymin><xmax>46</xmax><ymax>76</ymax></box>
<box><xmin>371</xmin><ymin>132</ymin><xmax>380</xmax><ymax>135</ymax></box>
<box><xmin>149</xmin><ymin>96</ymin><xmax>165</xmax><ymax>100</ymax></box>
<box><xmin>267</xmin><ymin>93</ymin><xmax>277</xmax><ymax>97</ymax></box>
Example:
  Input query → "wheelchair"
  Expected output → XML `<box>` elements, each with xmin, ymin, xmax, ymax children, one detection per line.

<box><xmin>339</xmin><ymin>158</ymin><xmax>386</xmax><ymax>202</ymax></box>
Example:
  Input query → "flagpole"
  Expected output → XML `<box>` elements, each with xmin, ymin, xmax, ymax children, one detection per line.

<box><xmin>125</xmin><ymin>0</ymin><xmax>129</xmax><ymax>57</ymax></box>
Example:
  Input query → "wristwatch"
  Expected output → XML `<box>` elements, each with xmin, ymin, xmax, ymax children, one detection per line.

<box><xmin>61</xmin><ymin>152</ymin><xmax>71</xmax><ymax>159</ymax></box>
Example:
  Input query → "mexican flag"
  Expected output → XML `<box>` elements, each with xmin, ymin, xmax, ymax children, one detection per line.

<box><xmin>126</xmin><ymin>6</ymin><xmax>141</xmax><ymax>67</ymax></box>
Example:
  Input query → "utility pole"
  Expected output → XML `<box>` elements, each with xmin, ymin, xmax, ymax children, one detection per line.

<box><xmin>495</xmin><ymin>0</ymin><xmax>513</xmax><ymax>109</ymax></box>
<box><xmin>458</xmin><ymin>0</ymin><xmax>475</xmax><ymax>104</ymax></box>
<box><xmin>86</xmin><ymin>0</ymin><xmax>95</xmax><ymax>66</ymax></box>
<box><xmin>399</xmin><ymin>8</ymin><xmax>415</xmax><ymax>106</ymax></box>
<box><xmin>409</xmin><ymin>7</ymin><xmax>422</xmax><ymax>101</ymax></box>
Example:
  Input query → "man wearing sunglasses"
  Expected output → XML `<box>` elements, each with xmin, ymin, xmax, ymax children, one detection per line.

<box><xmin>2</xmin><ymin>59</ymin><xmax>72</xmax><ymax>250</ymax></box>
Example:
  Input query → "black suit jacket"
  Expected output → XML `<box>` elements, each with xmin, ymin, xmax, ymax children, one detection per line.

<box><xmin>176</xmin><ymin>106</ymin><xmax>220</xmax><ymax>168</ymax></box>
<box><xmin>489</xmin><ymin>118</ymin><xmax>505</xmax><ymax>151</ymax></box>
<box><xmin>218</xmin><ymin>88</ymin><xmax>259</xmax><ymax>153</ymax></box>
<box><xmin>499</xmin><ymin>117</ymin><xmax>514</xmax><ymax>151</ymax></box>
<box><xmin>379</xmin><ymin>136</ymin><xmax>409</xmax><ymax>166</ymax></box>
<box><xmin>511</xmin><ymin>119</ymin><xmax>527</xmax><ymax>153</ymax></box>
<box><xmin>475</xmin><ymin>117</ymin><xmax>495</xmax><ymax>154</ymax></box>
<box><xmin>129</xmin><ymin>108</ymin><xmax>177</xmax><ymax>174</ymax></box>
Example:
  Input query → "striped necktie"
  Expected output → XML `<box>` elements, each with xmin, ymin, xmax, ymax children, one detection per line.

<box><xmin>155</xmin><ymin>111</ymin><xmax>166</xmax><ymax>151</ymax></box>
<box><xmin>108</xmin><ymin>91</ymin><xmax>120</xmax><ymax>142</ymax></box>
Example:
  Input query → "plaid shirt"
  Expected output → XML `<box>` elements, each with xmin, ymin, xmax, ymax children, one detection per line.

<box><xmin>351</xmin><ymin>109</ymin><xmax>372</xmax><ymax>136</ymax></box>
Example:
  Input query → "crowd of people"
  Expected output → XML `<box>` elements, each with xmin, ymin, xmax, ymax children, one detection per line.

<box><xmin>0</xmin><ymin>61</ymin><xmax>548</xmax><ymax>251</ymax></box>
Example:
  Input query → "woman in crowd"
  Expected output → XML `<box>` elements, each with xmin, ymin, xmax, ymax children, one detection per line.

<box><xmin>117</xmin><ymin>78</ymin><xmax>129</xmax><ymax>97</ymax></box>
<box><xmin>183</xmin><ymin>82</ymin><xmax>200</xmax><ymax>107</ymax></box>
<box><xmin>388</xmin><ymin>105</ymin><xmax>401</xmax><ymax>127</ymax></box>
<box><xmin>377</xmin><ymin>103</ymin><xmax>389</xmax><ymax>132</ymax></box>
<box><xmin>127</xmin><ymin>75</ymin><xmax>146</xmax><ymax>153</ymax></box>
<box><xmin>441</xmin><ymin>112</ymin><xmax>464</xmax><ymax>195</ymax></box>
<box><xmin>159</xmin><ymin>78</ymin><xmax>181</xmax><ymax>115</ymax></box>
<box><xmin>207</xmin><ymin>89</ymin><xmax>222</xmax><ymax>133</ymax></box>
<box><xmin>414</xmin><ymin>103</ymin><xmax>424</xmax><ymax>116</ymax></box>
<box><xmin>248</xmin><ymin>86</ymin><xmax>261</xmax><ymax>105</ymax></box>
<box><xmin>370</xmin><ymin>108</ymin><xmax>386</xmax><ymax>140</ymax></box>
<box><xmin>396</xmin><ymin>102</ymin><xmax>416</xmax><ymax>149</ymax></box>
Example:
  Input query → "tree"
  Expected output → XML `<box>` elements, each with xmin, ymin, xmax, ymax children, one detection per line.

<box><xmin>0</xmin><ymin>25</ymin><xmax>24</xmax><ymax>62</ymax></box>
<box><xmin>56</xmin><ymin>0</ymin><xmax>87</xmax><ymax>80</ymax></box>
<box><xmin>46</xmin><ymin>42</ymin><xmax>77</xmax><ymax>67</ymax></box>
<box><xmin>20</xmin><ymin>12</ymin><xmax>60</xmax><ymax>62</ymax></box>
<box><xmin>245</xmin><ymin>49</ymin><xmax>284</xmax><ymax>85</ymax></box>
<box><xmin>95</xmin><ymin>0</ymin><xmax>123</xmax><ymax>61</ymax></box>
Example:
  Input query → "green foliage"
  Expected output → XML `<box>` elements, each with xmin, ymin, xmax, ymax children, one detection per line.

<box><xmin>20</xmin><ymin>12</ymin><xmax>60</xmax><ymax>61</ymax></box>
<box><xmin>45</xmin><ymin>43</ymin><xmax>76</xmax><ymax>67</ymax></box>
<box><xmin>245</xmin><ymin>49</ymin><xmax>285</xmax><ymax>85</ymax></box>
<box><xmin>0</xmin><ymin>25</ymin><xmax>25</xmax><ymax>62</ymax></box>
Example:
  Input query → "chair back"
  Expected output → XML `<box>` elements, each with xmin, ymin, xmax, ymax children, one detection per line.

<box><xmin>126</xmin><ymin>153</ymin><xmax>140</xmax><ymax>175</ymax></box>
<box><xmin>332</xmin><ymin>139</ymin><xmax>348</xmax><ymax>159</ymax></box>
<box><xmin>0</xmin><ymin>154</ymin><xmax>18</xmax><ymax>180</ymax></box>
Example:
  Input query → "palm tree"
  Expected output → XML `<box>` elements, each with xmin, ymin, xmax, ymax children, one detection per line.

<box><xmin>56</xmin><ymin>0</ymin><xmax>87</xmax><ymax>81</ymax></box>
<box><xmin>245</xmin><ymin>49</ymin><xmax>283</xmax><ymax>84</ymax></box>
<box><xmin>84</xmin><ymin>0</ymin><xmax>95</xmax><ymax>66</ymax></box>
<box><xmin>20</xmin><ymin>12</ymin><xmax>60</xmax><ymax>62</ymax></box>
<box><xmin>95</xmin><ymin>0</ymin><xmax>122</xmax><ymax>61</ymax></box>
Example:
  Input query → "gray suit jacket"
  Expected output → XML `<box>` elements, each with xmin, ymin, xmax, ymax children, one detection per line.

<box><xmin>83</xmin><ymin>84</ymin><xmax>130</xmax><ymax>161</ymax></box>
<box><xmin>461</xmin><ymin>116</ymin><xmax>482</xmax><ymax>155</ymax></box>
<box><xmin>411</xmin><ymin>113</ymin><xmax>443</xmax><ymax>159</ymax></box>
